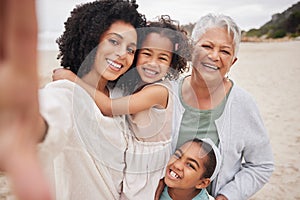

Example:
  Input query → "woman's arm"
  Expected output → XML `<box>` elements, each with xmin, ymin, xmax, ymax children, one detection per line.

<box><xmin>53</xmin><ymin>69</ymin><xmax>169</xmax><ymax>116</ymax></box>
<box><xmin>0</xmin><ymin>0</ymin><xmax>51</xmax><ymax>199</ymax></box>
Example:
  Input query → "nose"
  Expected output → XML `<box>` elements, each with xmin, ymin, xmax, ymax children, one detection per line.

<box><xmin>173</xmin><ymin>158</ymin><xmax>184</xmax><ymax>171</ymax></box>
<box><xmin>148</xmin><ymin>57</ymin><xmax>159</xmax><ymax>67</ymax></box>
<box><xmin>207</xmin><ymin>49</ymin><xmax>219</xmax><ymax>61</ymax></box>
<box><xmin>115</xmin><ymin>45</ymin><xmax>127</xmax><ymax>59</ymax></box>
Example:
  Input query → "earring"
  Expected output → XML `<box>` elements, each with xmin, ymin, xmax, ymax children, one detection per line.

<box><xmin>225</xmin><ymin>70</ymin><xmax>231</xmax><ymax>81</ymax></box>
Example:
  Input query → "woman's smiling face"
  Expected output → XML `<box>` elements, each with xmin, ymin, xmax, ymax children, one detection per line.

<box><xmin>92</xmin><ymin>20</ymin><xmax>138</xmax><ymax>81</ymax></box>
<box><xmin>191</xmin><ymin>27</ymin><xmax>237</xmax><ymax>86</ymax></box>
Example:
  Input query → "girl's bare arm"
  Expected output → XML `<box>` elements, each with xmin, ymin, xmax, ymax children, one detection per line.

<box><xmin>53</xmin><ymin>69</ymin><xmax>169</xmax><ymax>117</ymax></box>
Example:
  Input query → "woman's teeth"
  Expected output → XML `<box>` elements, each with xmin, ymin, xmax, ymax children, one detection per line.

<box><xmin>107</xmin><ymin>59</ymin><xmax>122</xmax><ymax>69</ymax></box>
<box><xmin>204</xmin><ymin>63</ymin><xmax>219</xmax><ymax>70</ymax></box>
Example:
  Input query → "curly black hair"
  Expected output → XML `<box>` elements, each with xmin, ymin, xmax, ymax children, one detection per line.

<box><xmin>56</xmin><ymin>0</ymin><xmax>146</xmax><ymax>77</ymax></box>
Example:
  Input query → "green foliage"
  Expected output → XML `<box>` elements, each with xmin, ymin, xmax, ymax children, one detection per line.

<box><xmin>245</xmin><ymin>1</ymin><xmax>300</xmax><ymax>39</ymax></box>
<box><xmin>268</xmin><ymin>29</ymin><xmax>287</xmax><ymax>38</ymax></box>
<box><xmin>246</xmin><ymin>28</ymin><xmax>265</xmax><ymax>37</ymax></box>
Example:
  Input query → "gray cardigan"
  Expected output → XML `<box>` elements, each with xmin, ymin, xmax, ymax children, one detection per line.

<box><xmin>170</xmin><ymin>79</ymin><xmax>274</xmax><ymax>200</ymax></box>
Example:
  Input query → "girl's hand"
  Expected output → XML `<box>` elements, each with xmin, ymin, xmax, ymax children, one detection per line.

<box><xmin>52</xmin><ymin>68</ymin><xmax>77</xmax><ymax>82</ymax></box>
<box><xmin>215</xmin><ymin>194</ymin><xmax>228</xmax><ymax>200</ymax></box>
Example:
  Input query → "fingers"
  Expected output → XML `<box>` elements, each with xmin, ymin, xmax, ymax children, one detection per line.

<box><xmin>215</xmin><ymin>194</ymin><xmax>228</xmax><ymax>200</ymax></box>
<box><xmin>0</xmin><ymin>0</ymin><xmax>6</xmax><ymax>60</ymax></box>
<box><xmin>52</xmin><ymin>68</ymin><xmax>77</xmax><ymax>82</ymax></box>
<box><xmin>52</xmin><ymin>67</ymin><xmax>65</xmax><ymax>74</ymax></box>
<box><xmin>52</xmin><ymin>68</ymin><xmax>64</xmax><ymax>81</ymax></box>
<box><xmin>0</xmin><ymin>0</ymin><xmax>39</xmax><ymax>109</ymax></box>
<box><xmin>7</xmin><ymin>0</ymin><xmax>38</xmax><ymax>76</ymax></box>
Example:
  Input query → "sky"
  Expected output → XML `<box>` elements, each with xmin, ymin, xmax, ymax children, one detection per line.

<box><xmin>36</xmin><ymin>0</ymin><xmax>299</xmax><ymax>50</ymax></box>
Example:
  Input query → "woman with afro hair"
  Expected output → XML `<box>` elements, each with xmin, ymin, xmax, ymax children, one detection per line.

<box><xmin>53</xmin><ymin>15</ymin><xmax>191</xmax><ymax>200</ymax></box>
<box><xmin>28</xmin><ymin>0</ymin><xmax>146</xmax><ymax>199</ymax></box>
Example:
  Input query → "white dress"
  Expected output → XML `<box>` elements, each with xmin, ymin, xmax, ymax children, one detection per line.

<box><xmin>122</xmin><ymin>80</ymin><xmax>173</xmax><ymax>200</ymax></box>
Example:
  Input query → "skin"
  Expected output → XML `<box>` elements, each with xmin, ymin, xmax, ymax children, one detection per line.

<box><xmin>182</xmin><ymin>27</ymin><xmax>237</xmax><ymax>111</ymax></box>
<box><xmin>80</xmin><ymin>20</ymin><xmax>138</xmax><ymax>96</ymax></box>
<box><xmin>136</xmin><ymin>32</ymin><xmax>173</xmax><ymax>84</ymax></box>
<box><xmin>0</xmin><ymin>0</ymin><xmax>52</xmax><ymax>199</ymax></box>
<box><xmin>53</xmin><ymin>33</ymin><xmax>173</xmax><ymax>117</ymax></box>
<box><xmin>164</xmin><ymin>141</ymin><xmax>211</xmax><ymax>200</ymax></box>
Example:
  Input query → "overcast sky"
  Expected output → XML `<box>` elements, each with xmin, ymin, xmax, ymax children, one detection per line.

<box><xmin>36</xmin><ymin>0</ymin><xmax>299</xmax><ymax>50</ymax></box>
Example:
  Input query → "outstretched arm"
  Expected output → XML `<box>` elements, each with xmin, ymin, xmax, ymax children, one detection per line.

<box><xmin>53</xmin><ymin>68</ymin><xmax>169</xmax><ymax>117</ymax></box>
<box><xmin>0</xmin><ymin>0</ymin><xmax>51</xmax><ymax>199</ymax></box>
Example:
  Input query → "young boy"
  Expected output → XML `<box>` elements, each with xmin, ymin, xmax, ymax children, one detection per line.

<box><xmin>160</xmin><ymin>138</ymin><xmax>221</xmax><ymax>200</ymax></box>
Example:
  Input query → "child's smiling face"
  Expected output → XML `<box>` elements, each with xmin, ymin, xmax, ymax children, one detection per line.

<box><xmin>164</xmin><ymin>141</ymin><xmax>210</xmax><ymax>190</ymax></box>
<box><xmin>136</xmin><ymin>32</ymin><xmax>173</xmax><ymax>83</ymax></box>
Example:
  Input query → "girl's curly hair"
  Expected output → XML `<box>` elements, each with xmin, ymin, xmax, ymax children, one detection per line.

<box><xmin>141</xmin><ymin>15</ymin><xmax>192</xmax><ymax>79</ymax></box>
<box><xmin>120</xmin><ymin>15</ymin><xmax>192</xmax><ymax>93</ymax></box>
<box><xmin>56</xmin><ymin>0</ymin><xmax>146</xmax><ymax>77</ymax></box>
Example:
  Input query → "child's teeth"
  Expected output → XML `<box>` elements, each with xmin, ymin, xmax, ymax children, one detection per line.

<box><xmin>170</xmin><ymin>170</ymin><xmax>179</xmax><ymax>179</ymax></box>
<box><xmin>144</xmin><ymin>69</ymin><xmax>156</xmax><ymax>75</ymax></box>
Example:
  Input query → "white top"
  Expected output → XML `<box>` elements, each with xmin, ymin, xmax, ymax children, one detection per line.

<box><xmin>38</xmin><ymin>80</ymin><xmax>127</xmax><ymax>199</ymax></box>
<box><xmin>38</xmin><ymin>79</ymin><xmax>175</xmax><ymax>200</ymax></box>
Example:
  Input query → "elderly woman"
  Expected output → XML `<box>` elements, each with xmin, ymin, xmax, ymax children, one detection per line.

<box><xmin>171</xmin><ymin>13</ymin><xmax>274</xmax><ymax>200</ymax></box>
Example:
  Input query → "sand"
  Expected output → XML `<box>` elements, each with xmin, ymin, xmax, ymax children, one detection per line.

<box><xmin>1</xmin><ymin>41</ymin><xmax>300</xmax><ymax>199</ymax></box>
<box><xmin>231</xmin><ymin>41</ymin><xmax>300</xmax><ymax>200</ymax></box>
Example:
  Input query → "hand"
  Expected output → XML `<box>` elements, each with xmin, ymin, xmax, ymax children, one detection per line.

<box><xmin>52</xmin><ymin>68</ymin><xmax>77</xmax><ymax>82</ymax></box>
<box><xmin>0</xmin><ymin>0</ymin><xmax>52</xmax><ymax>199</ymax></box>
<box><xmin>215</xmin><ymin>194</ymin><xmax>228</xmax><ymax>200</ymax></box>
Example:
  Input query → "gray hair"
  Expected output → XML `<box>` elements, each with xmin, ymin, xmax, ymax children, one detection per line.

<box><xmin>191</xmin><ymin>13</ymin><xmax>241</xmax><ymax>57</ymax></box>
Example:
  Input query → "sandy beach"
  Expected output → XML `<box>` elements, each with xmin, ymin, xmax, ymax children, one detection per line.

<box><xmin>231</xmin><ymin>41</ymin><xmax>300</xmax><ymax>200</ymax></box>
<box><xmin>1</xmin><ymin>41</ymin><xmax>300</xmax><ymax>199</ymax></box>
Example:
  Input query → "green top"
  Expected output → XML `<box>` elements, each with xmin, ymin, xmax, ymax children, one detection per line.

<box><xmin>176</xmin><ymin>77</ymin><xmax>232</xmax><ymax>148</ymax></box>
<box><xmin>160</xmin><ymin>186</ymin><xmax>209</xmax><ymax>200</ymax></box>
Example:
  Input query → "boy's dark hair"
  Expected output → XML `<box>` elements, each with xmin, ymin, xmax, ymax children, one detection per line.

<box><xmin>56</xmin><ymin>0</ymin><xmax>146</xmax><ymax>79</ymax></box>
<box><xmin>190</xmin><ymin>138</ymin><xmax>217</xmax><ymax>179</ymax></box>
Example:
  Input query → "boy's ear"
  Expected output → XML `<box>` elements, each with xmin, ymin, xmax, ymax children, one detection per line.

<box><xmin>195</xmin><ymin>178</ymin><xmax>210</xmax><ymax>189</ymax></box>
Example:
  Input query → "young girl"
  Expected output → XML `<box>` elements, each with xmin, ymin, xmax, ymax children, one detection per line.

<box><xmin>53</xmin><ymin>15</ymin><xmax>191</xmax><ymax>199</ymax></box>
<box><xmin>160</xmin><ymin>138</ymin><xmax>221</xmax><ymax>200</ymax></box>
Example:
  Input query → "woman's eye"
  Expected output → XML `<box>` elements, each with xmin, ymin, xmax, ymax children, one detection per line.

<box><xmin>127</xmin><ymin>47</ymin><xmax>136</xmax><ymax>55</ymax></box>
<box><xmin>109</xmin><ymin>39</ymin><xmax>119</xmax><ymax>46</ymax></box>
<box><xmin>202</xmin><ymin>45</ymin><xmax>212</xmax><ymax>49</ymax></box>
<box><xmin>221</xmin><ymin>50</ymin><xmax>231</xmax><ymax>55</ymax></box>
